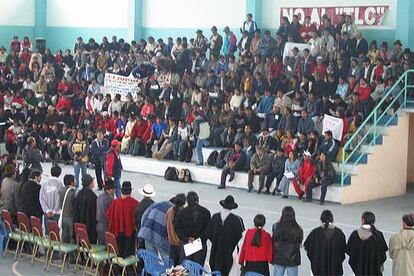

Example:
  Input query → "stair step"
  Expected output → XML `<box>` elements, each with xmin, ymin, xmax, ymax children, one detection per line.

<box><xmin>348</xmin><ymin>152</ymin><xmax>368</xmax><ymax>164</ymax></box>
<box><xmin>377</xmin><ymin>115</ymin><xmax>398</xmax><ymax>126</ymax></box>
<box><xmin>334</xmin><ymin>174</ymin><xmax>351</xmax><ymax>185</ymax></box>
<box><xmin>364</xmin><ymin>124</ymin><xmax>389</xmax><ymax>135</ymax></box>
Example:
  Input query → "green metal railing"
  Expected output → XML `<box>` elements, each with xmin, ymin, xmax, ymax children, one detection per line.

<box><xmin>340</xmin><ymin>69</ymin><xmax>414</xmax><ymax>186</ymax></box>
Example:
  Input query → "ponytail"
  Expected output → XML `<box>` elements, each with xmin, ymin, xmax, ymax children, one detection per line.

<box><xmin>320</xmin><ymin>209</ymin><xmax>334</xmax><ymax>229</ymax></box>
<box><xmin>251</xmin><ymin>227</ymin><xmax>262</xmax><ymax>247</ymax></box>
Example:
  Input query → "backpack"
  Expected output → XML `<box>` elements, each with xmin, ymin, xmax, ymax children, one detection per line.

<box><xmin>215</xmin><ymin>149</ymin><xmax>229</xmax><ymax>169</ymax></box>
<box><xmin>178</xmin><ymin>169</ymin><xmax>193</xmax><ymax>183</ymax></box>
<box><xmin>164</xmin><ymin>166</ymin><xmax>178</xmax><ymax>181</ymax></box>
<box><xmin>207</xmin><ymin>150</ymin><xmax>218</xmax><ymax>166</ymax></box>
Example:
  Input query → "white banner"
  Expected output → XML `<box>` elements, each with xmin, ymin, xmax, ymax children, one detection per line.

<box><xmin>322</xmin><ymin>115</ymin><xmax>344</xmax><ymax>141</ymax></box>
<box><xmin>104</xmin><ymin>73</ymin><xmax>140</xmax><ymax>101</ymax></box>
<box><xmin>282</xmin><ymin>42</ymin><xmax>312</xmax><ymax>60</ymax></box>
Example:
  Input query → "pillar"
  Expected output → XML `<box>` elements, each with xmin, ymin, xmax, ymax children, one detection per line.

<box><xmin>134</xmin><ymin>0</ymin><xmax>143</xmax><ymax>40</ymax></box>
<box><xmin>395</xmin><ymin>0</ymin><xmax>414</xmax><ymax>49</ymax></box>
<box><xmin>34</xmin><ymin>0</ymin><xmax>47</xmax><ymax>39</ymax></box>
<box><xmin>246</xmin><ymin>0</ymin><xmax>262</xmax><ymax>27</ymax></box>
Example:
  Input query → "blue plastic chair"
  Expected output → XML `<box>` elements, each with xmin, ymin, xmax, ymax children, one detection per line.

<box><xmin>182</xmin><ymin>259</ymin><xmax>221</xmax><ymax>276</ymax></box>
<box><xmin>244</xmin><ymin>272</ymin><xmax>264</xmax><ymax>276</ymax></box>
<box><xmin>137</xmin><ymin>249</ymin><xmax>173</xmax><ymax>276</ymax></box>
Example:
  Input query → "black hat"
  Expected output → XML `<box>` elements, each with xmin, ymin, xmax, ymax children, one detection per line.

<box><xmin>394</xmin><ymin>40</ymin><xmax>402</xmax><ymax>46</ymax></box>
<box><xmin>82</xmin><ymin>174</ymin><xmax>94</xmax><ymax>187</ymax></box>
<box><xmin>219</xmin><ymin>195</ymin><xmax>238</xmax><ymax>210</ymax></box>
<box><xmin>196</xmin><ymin>29</ymin><xmax>203</xmax><ymax>34</ymax></box>
<box><xmin>121</xmin><ymin>181</ymin><xmax>132</xmax><ymax>194</ymax></box>
<box><xmin>404</xmin><ymin>48</ymin><xmax>411</xmax><ymax>54</ymax></box>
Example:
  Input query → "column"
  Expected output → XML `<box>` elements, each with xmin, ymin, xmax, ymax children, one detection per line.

<box><xmin>395</xmin><ymin>0</ymin><xmax>414</xmax><ymax>48</ymax></box>
<box><xmin>246</xmin><ymin>0</ymin><xmax>262</xmax><ymax>27</ymax></box>
<box><xmin>34</xmin><ymin>0</ymin><xmax>47</xmax><ymax>39</ymax></box>
<box><xmin>134</xmin><ymin>0</ymin><xmax>143</xmax><ymax>40</ymax></box>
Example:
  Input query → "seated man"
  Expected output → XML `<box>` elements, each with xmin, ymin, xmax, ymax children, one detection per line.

<box><xmin>247</xmin><ymin>145</ymin><xmax>271</xmax><ymax>193</ymax></box>
<box><xmin>264</xmin><ymin>148</ymin><xmax>286</xmax><ymax>194</ymax></box>
<box><xmin>319</xmin><ymin>130</ymin><xmax>339</xmax><ymax>162</ymax></box>
<box><xmin>292</xmin><ymin>150</ymin><xmax>316</xmax><ymax>199</ymax></box>
<box><xmin>304</xmin><ymin>152</ymin><xmax>336</xmax><ymax>205</ymax></box>
<box><xmin>128</xmin><ymin>115</ymin><xmax>148</xmax><ymax>156</ymax></box>
<box><xmin>218</xmin><ymin>142</ymin><xmax>246</xmax><ymax>189</ymax></box>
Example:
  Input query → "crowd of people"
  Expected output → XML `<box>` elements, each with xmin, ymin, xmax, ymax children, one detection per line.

<box><xmin>1</xmin><ymin>161</ymin><xmax>413</xmax><ymax>275</ymax></box>
<box><xmin>0</xmin><ymin>13</ymin><xmax>413</xmax><ymax>203</ymax></box>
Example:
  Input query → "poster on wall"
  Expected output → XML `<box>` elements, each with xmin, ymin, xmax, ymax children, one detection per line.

<box><xmin>322</xmin><ymin>115</ymin><xmax>344</xmax><ymax>141</ymax></box>
<box><xmin>283</xmin><ymin>42</ymin><xmax>311</xmax><ymax>59</ymax></box>
<box><xmin>280</xmin><ymin>5</ymin><xmax>389</xmax><ymax>27</ymax></box>
<box><xmin>104</xmin><ymin>73</ymin><xmax>140</xmax><ymax>101</ymax></box>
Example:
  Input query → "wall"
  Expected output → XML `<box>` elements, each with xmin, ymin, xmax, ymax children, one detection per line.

<box><xmin>141</xmin><ymin>0</ymin><xmax>246</xmax><ymax>42</ymax></box>
<box><xmin>0</xmin><ymin>0</ymin><xmax>35</xmax><ymax>50</ymax></box>
<box><xmin>261</xmin><ymin>0</ymin><xmax>398</xmax><ymax>46</ymax></box>
<box><xmin>407</xmin><ymin>113</ymin><xmax>414</xmax><ymax>184</ymax></box>
<box><xmin>45</xmin><ymin>0</ymin><xmax>134</xmax><ymax>51</ymax></box>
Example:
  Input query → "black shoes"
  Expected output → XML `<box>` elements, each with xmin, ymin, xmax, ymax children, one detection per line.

<box><xmin>263</xmin><ymin>190</ymin><xmax>271</xmax><ymax>195</ymax></box>
<box><xmin>217</xmin><ymin>186</ymin><xmax>225</xmax><ymax>189</ymax></box>
<box><xmin>229</xmin><ymin>172</ymin><xmax>235</xmax><ymax>182</ymax></box>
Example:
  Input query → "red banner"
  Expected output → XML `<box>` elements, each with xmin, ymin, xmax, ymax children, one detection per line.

<box><xmin>280</xmin><ymin>6</ymin><xmax>389</xmax><ymax>27</ymax></box>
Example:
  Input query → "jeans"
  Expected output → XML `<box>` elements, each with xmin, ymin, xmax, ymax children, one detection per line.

<box><xmin>273</xmin><ymin>265</ymin><xmax>298</xmax><ymax>276</ymax></box>
<box><xmin>195</xmin><ymin>138</ymin><xmax>209</xmax><ymax>165</ymax></box>
<box><xmin>73</xmin><ymin>161</ymin><xmax>87</xmax><ymax>188</ymax></box>
<box><xmin>278</xmin><ymin>176</ymin><xmax>291</xmax><ymax>196</ymax></box>
<box><xmin>145</xmin><ymin>240</ymin><xmax>170</xmax><ymax>263</ymax></box>
<box><xmin>114</xmin><ymin>176</ymin><xmax>121</xmax><ymax>198</ymax></box>
<box><xmin>306</xmin><ymin>178</ymin><xmax>333</xmax><ymax>203</ymax></box>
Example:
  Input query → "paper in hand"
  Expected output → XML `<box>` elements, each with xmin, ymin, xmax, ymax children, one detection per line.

<box><xmin>183</xmin><ymin>238</ymin><xmax>202</xmax><ymax>257</ymax></box>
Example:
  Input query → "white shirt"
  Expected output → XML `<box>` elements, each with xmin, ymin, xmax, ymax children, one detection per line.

<box><xmin>39</xmin><ymin>176</ymin><xmax>64</xmax><ymax>214</ymax></box>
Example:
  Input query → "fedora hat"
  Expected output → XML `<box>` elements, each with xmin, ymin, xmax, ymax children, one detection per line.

<box><xmin>219</xmin><ymin>195</ymin><xmax>238</xmax><ymax>210</ymax></box>
<box><xmin>140</xmin><ymin>184</ymin><xmax>156</xmax><ymax>197</ymax></box>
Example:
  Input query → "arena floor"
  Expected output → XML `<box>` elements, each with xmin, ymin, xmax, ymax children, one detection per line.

<box><xmin>1</xmin><ymin>163</ymin><xmax>413</xmax><ymax>275</ymax></box>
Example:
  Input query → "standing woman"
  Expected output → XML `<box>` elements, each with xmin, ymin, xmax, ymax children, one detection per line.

<box><xmin>389</xmin><ymin>214</ymin><xmax>414</xmax><ymax>276</ymax></box>
<box><xmin>69</xmin><ymin>130</ymin><xmax>89</xmax><ymax>188</ymax></box>
<box><xmin>272</xmin><ymin>206</ymin><xmax>303</xmax><ymax>276</ymax></box>
<box><xmin>239</xmin><ymin>214</ymin><xmax>273</xmax><ymax>276</ymax></box>
<box><xmin>304</xmin><ymin>210</ymin><xmax>347</xmax><ymax>276</ymax></box>
<box><xmin>346</xmin><ymin>211</ymin><xmax>388</xmax><ymax>276</ymax></box>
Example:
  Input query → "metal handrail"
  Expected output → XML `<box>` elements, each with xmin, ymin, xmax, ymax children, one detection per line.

<box><xmin>340</xmin><ymin>69</ymin><xmax>414</xmax><ymax>186</ymax></box>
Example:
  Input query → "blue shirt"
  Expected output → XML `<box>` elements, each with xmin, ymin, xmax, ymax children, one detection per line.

<box><xmin>151</xmin><ymin>123</ymin><xmax>167</xmax><ymax>139</ymax></box>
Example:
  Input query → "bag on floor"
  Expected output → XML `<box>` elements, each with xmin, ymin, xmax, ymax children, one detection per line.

<box><xmin>178</xmin><ymin>168</ymin><xmax>193</xmax><ymax>183</ymax></box>
<box><xmin>207</xmin><ymin>150</ymin><xmax>218</xmax><ymax>166</ymax></box>
<box><xmin>215</xmin><ymin>149</ymin><xmax>229</xmax><ymax>169</ymax></box>
<box><xmin>164</xmin><ymin>166</ymin><xmax>178</xmax><ymax>181</ymax></box>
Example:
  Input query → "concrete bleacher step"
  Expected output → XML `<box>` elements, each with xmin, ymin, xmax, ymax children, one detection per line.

<box><xmin>377</xmin><ymin>115</ymin><xmax>398</xmax><ymax>126</ymax></box>
<box><xmin>121</xmin><ymin>155</ymin><xmax>345</xmax><ymax>203</ymax></box>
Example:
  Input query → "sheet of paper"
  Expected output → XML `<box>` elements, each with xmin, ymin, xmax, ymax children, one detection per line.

<box><xmin>284</xmin><ymin>172</ymin><xmax>295</xmax><ymax>179</ymax></box>
<box><xmin>183</xmin><ymin>238</ymin><xmax>203</xmax><ymax>257</ymax></box>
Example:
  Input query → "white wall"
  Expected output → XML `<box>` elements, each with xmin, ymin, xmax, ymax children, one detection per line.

<box><xmin>142</xmin><ymin>0</ymin><xmax>246</xmax><ymax>29</ymax></box>
<box><xmin>0</xmin><ymin>0</ymin><xmax>35</xmax><ymax>26</ymax></box>
<box><xmin>262</xmin><ymin>0</ymin><xmax>397</xmax><ymax>29</ymax></box>
<box><xmin>46</xmin><ymin>0</ymin><xmax>134</xmax><ymax>28</ymax></box>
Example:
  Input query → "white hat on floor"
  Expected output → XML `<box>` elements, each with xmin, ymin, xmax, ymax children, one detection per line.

<box><xmin>140</xmin><ymin>184</ymin><xmax>156</xmax><ymax>197</ymax></box>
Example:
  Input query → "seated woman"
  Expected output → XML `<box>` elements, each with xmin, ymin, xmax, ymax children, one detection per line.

<box><xmin>275</xmin><ymin>151</ymin><xmax>300</xmax><ymax>198</ymax></box>
<box><xmin>281</xmin><ymin>129</ymin><xmax>297</xmax><ymax>156</ymax></box>
<box><xmin>292</xmin><ymin>151</ymin><xmax>316</xmax><ymax>199</ymax></box>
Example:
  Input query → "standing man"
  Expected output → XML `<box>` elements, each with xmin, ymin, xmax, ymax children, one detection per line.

<box><xmin>90</xmin><ymin>129</ymin><xmax>110</xmax><ymax>190</ymax></box>
<box><xmin>105</xmin><ymin>139</ymin><xmax>123</xmax><ymax>198</ymax></box>
<box><xmin>59</xmin><ymin>174</ymin><xmax>77</xmax><ymax>244</ymax></box>
<box><xmin>209</xmin><ymin>26</ymin><xmax>223</xmax><ymax>59</ymax></box>
<box><xmin>241</xmin><ymin>13</ymin><xmax>258</xmax><ymax>39</ymax></box>
<box><xmin>40</xmin><ymin>166</ymin><xmax>63</xmax><ymax>230</ymax></box>
<box><xmin>136</xmin><ymin>184</ymin><xmax>155</xmax><ymax>232</ymax></box>
<box><xmin>96</xmin><ymin>179</ymin><xmax>115</xmax><ymax>245</ymax></box>
<box><xmin>74</xmin><ymin>174</ymin><xmax>97</xmax><ymax>244</ymax></box>
<box><xmin>20</xmin><ymin>170</ymin><xmax>43</xmax><ymax>219</ymax></box>
<box><xmin>206</xmin><ymin>196</ymin><xmax>245</xmax><ymax>276</ymax></box>
<box><xmin>106</xmin><ymin>181</ymin><xmax>139</xmax><ymax>257</ymax></box>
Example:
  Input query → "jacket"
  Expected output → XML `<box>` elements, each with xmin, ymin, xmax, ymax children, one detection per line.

<box><xmin>239</xmin><ymin>228</ymin><xmax>273</xmax><ymax>264</ymax></box>
<box><xmin>314</xmin><ymin>160</ymin><xmax>336</xmax><ymax>184</ymax></box>
<box><xmin>297</xmin><ymin>117</ymin><xmax>315</xmax><ymax>134</ymax></box>
<box><xmin>106</xmin><ymin>196</ymin><xmax>138</xmax><ymax>237</ymax></box>
<box><xmin>0</xmin><ymin>177</ymin><xmax>17</xmax><ymax>216</ymax></box>
<box><xmin>105</xmin><ymin>148</ymin><xmax>122</xmax><ymax>178</ymax></box>
<box><xmin>23</xmin><ymin>146</ymin><xmax>43</xmax><ymax>172</ymax></box>
<box><xmin>138</xmin><ymin>201</ymin><xmax>174</xmax><ymax>253</ymax></box>
<box><xmin>90</xmin><ymin>138</ymin><xmax>109</xmax><ymax>165</ymax></box>
<box><xmin>389</xmin><ymin>228</ymin><xmax>414</xmax><ymax>276</ymax></box>
<box><xmin>39</xmin><ymin>176</ymin><xmax>63</xmax><ymax>215</ymax></box>
<box><xmin>226</xmin><ymin>149</ymin><xmax>247</xmax><ymax>171</ymax></box>
<box><xmin>166</xmin><ymin>207</ymin><xmax>181</xmax><ymax>246</ymax></box>
<box><xmin>69</xmin><ymin>139</ymin><xmax>89</xmax><ymax>163</ymax></box>
<box><xmin>20</xmin><ymin>180</ymin><xmax>43</xmax><ymax>218</ymax></box>
<box><xmin>256</xmin><ymin>95</ymin><xmax>275</xmax><ymax>114</ymax></box>
<box><xmin>319</xmin><ymin>138</ymin><xmax>339</xmax><ymax>163</ymax></box>
<box><xmin>175</xmin><ymin>204</ymin><xmax>211</xmax><ymax>243</ymax></box>
<box><xmin>272</xmin><ymin>222</ymin><xmax>304</xmax><ymax>266</ymax></box>
<box><xmin>250</xmin><ymin>153</ymin><xmax>271</xmax><ymax>172</ymax></box>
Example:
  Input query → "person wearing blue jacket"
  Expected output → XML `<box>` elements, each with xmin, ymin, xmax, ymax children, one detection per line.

<box><xmin>256</xmin><ymin>89</ymin><xmax>275</xmax><ymax>115</ymax></box>
<box><xmin>90</xmin><ymin>129</ymin><xmax>109</xmax><ymax>190</ymax></box>
<box><xmin>319</xmin><ymin>131</ymin><xmax>339</xmax><ymax>162</ymax></box>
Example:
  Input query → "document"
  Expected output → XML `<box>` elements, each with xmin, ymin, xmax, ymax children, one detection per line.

<box><xmin>184</xmin><ymin>238</ymin><xmax>203</xmax><ymax>257</ymax></box>
<box><xmin>284</xmin><ymin>172</ymin><xmax>295</xmax><ymax>179</ymax></box>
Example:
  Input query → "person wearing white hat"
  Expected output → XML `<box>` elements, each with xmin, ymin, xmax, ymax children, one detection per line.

<box><xmin>136</xmin><ymin>184</ymin><xmax>156</xmax><ymax>231</ymax></box>
<box><xmin>292</xmin><ymin>150</ymin><xmax>316</xmax><ymax>200</ymax></box>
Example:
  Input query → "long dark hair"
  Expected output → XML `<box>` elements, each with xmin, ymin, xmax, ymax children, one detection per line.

<box><xmin>252</xmin><ymin>214</ymin><xmax>266</xmax><ymax>247</ymax></box>
<box><xmin>186</xmin><ymin>191</ymin><xmax>199</xmax><ymax>224</ymax></box>
<box><xmin>320</xmin><ymin>209</ymin><xmax>334</xmax><ymax>229</ymax></box>
<box><xmin>274</xmin><ymin>206</ymin><xmax>302</xmax><ymax>242</ymax></box>
<box><xmin>362</xmin><ymin>211</ymin><xmax>378</xmax><ymax>237</ymax></box>
<box><xmin>173</xmin><ymin>193</ymin><xmax>186</xmax><ymax>222</ymax></box>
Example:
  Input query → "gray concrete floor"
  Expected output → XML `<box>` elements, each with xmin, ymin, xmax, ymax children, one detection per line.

<box><xmin>1</xmin><ymin>163</ymin><xmax>413</xmax><ymax>275</ymax></box>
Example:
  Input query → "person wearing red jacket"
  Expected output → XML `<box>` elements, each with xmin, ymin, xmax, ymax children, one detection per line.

<box><xmin>239</xmin><ymin>214</ymin><xmax>273</xmax><ymax>275</ymax></box>
<box><xmin>105</xmin><ymin>181</ymin><xmax>139</xmax><ymax>257</ymax></box>
<box><xmin>105</xmin><ymin>139</ymin><xmax>122</xmax><ymax>198</ymax></box>
<box><xmin>128</xmin><ymin>115</ymin><xmax>148</xmax><ymax>156</ymax></box>
<box><xmin>55</xmin><ymin>94</ymin><xmax>72</xmax><ymax>111</ymax></box>
<box><xmin>103</xmin><ymin>112</ymin><xmax>116</xmax><ymax>138</ymax></box>
<box><xmin>292</xmin><ymin>151</ymin><xmax>316</xmax><ymax>199</ymax></box>
<box><xmin>300</xmin><ymin>16</ymin><xmax>317</xmax><ymax>42</ymax></box>
<box><xmin>356</xmin><ymin>78</ymin><xmax>372</xmax><ymax>102</ymax></box>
